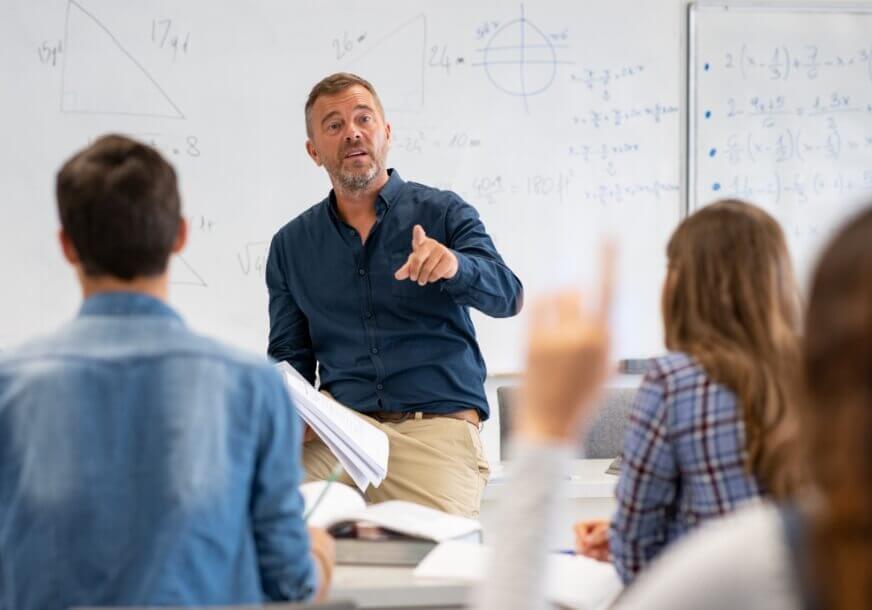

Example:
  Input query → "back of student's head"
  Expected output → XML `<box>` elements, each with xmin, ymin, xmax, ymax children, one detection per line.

<box><xmin>56</xmin><ymin>134</ymin><xmax>181</xmax><ymax>280</ymax></box>
<box><xmin>803</xmin><ymin>204</ymin><xmax>872</xmax><ymax>610</ymax></box>
<box><xmin>662</xmin><ymin>199</ymin><xmax>801</xmax><ymax>498</ymax></box>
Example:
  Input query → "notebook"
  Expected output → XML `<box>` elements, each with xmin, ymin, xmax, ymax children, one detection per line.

<box><xmin>301</xmin><ymin>481</ymin><xmax>482</xmax><ymax>566</ymax></box>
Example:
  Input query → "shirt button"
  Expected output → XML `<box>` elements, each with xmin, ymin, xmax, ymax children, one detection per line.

<box><xmin>349</xmin><ymin>229</ymin><xmax>356</xmax><ymax>236</ymax></box>
<box><xmin>376</xmin><ymin>384</ymin><xmax>384</xmax><ymax>391</ymax></box>
<box><xmin>358</xmin><ymin>268</ymin><xmax>366</xmax><ymax>276</ymax></box>
<box><xmin>371</xmin><ymin>347</ymin><xmax>379</xmax><ymax>355</ymax></box>
<box><xmin>364</xmin><ymin>311</ymin><xmax>373</xmax><ymax>319</ymax></box>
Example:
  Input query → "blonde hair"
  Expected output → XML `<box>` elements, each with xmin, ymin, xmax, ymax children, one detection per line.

<box><xmin>662</xmin><ymin>200</ymin><xmax>802</xmax><ymax>498</ymax></box>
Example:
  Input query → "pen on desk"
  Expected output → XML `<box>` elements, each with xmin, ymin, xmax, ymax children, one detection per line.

<box><xmin>303</xmin><ymin>462</ymin><xmax>344</xmax><ymax>522</ymax></box>
<box><xmin>551</xmin><ymin>549</ymin><xmax>577</xmax><ymax>556</ymax></box>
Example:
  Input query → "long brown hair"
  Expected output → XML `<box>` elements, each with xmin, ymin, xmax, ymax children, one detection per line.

<box><xmin>803</xmin><ymin>205</ymin><xmax>872</xmax><ymax>610</ymax></box>
<box><xmin>662</xmin><ymin>200</ymin><xmax>802</xmax><ymax>498</ymax></box>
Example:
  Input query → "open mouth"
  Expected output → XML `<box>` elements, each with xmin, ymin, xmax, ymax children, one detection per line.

<box><xmin>344</xmin><ymin>150</ymin><xmax>368</xmax><ymax>159</ymax></box>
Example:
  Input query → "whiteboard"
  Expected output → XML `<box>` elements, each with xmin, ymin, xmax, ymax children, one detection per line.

<box><xmin>689</xmin><ymin>2</ymin><xmax>872</xmax><ymax>284</ymax></box>
<box><xmin>0</xmin><ymin>0</ymin><xmax>684</xmax><ymax>373</ymax></box>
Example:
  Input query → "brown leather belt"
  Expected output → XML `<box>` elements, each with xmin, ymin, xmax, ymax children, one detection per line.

<box><xmin>367</xmin><ymin>408</ymin><xmax>481</xmax><ymax>426</ymax></box>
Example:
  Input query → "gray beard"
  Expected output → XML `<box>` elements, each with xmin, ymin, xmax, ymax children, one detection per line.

<box><xmin>334</xmin><ymin>162</ymin><xmax>380</xmax><ymax>193</ymax></box>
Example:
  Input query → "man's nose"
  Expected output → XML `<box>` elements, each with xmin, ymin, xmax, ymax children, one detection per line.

<box><xmin>343</xmin><ymin>125</ymin><xmax>362</xmax><ymax>141</ymax></box>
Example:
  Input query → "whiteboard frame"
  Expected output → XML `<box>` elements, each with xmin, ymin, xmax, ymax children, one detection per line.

<box><xmin>687</xmin><ymin>1</ymin><xmax>872</xmax><ymax>212</ymax></box>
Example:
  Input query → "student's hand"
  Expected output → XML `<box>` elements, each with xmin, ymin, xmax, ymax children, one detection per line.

<box><xmin>574</xmin><ymin>519</ymin><xmax>612</xmax><ymax>562</ymax></box>
<box><xmin>516</xmin><ymin>246</ymin><xmax>615</xmax><ymax>443</ymax></box>
<box><xmin>394</xmin><ymin>224</ymin><xmax>459</xmax><ymax>285</ymax></box>
<box><xmin>308</xmin><ymin>526</ymin><xmax>336</xmax><ymax>601</ymax></box>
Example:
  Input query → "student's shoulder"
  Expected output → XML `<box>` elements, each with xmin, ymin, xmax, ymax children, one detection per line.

<box><xmin>0</xmin><ymin>326</ymin><xmax>76</xmax><ymax>373</ymax></box>
<box><xmin>645</xmin><ymin>352</ymin><xmax>710</xmax><ymax>387</ymax></box>
<box><xmin>181</xmin><ymin>332</ymin><xmax>276</xmax><ymax>376</ymax></box>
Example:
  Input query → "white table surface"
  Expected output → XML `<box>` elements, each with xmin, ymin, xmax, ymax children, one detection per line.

<box><xmin>485</xmin><ymin>458</ymin><xmax>618</xmax><ymax>499</ymax></box>
<box><xmin>330</xmin><ymin>459</ymin><xmax>619</xmax><ymax>608</ymax></box>
<box><xmin>330</xmin><ymin>564</ymin><xmax>469</xmax><ymax>609</ymax></box>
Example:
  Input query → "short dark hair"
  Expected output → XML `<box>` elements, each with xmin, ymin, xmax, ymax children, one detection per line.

<box><xmin>304</xmin><ymin>72</ymin><xmax>384</xmax><ymax>137</ymax></box>
<box><xmin>56</xmin><ymin>134</ymin><xmax>181</xmax><ymax>280</ymax></box>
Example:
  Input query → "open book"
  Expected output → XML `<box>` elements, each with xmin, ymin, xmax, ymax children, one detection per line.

<box><xmin>301</xmin><ymin>481</ymin><xmax>482</xmax><ymax>565</ymax></box>
<box><xmin>276</xmin><ymin>362</ymin><xmax>389</xmax><ymax>491</ymax></box>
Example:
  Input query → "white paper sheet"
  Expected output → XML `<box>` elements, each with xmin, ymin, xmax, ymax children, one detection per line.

<box><xmin>277</xmin><ymin>362</ymin><xmax>389</xmax><ymax>491</ymax></box>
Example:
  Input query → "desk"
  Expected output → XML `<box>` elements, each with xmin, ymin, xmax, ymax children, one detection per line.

<box><xmin>482</xmin><ymin>458</ymin><xmax>618</xmax><ymax>548</ymax></box>
<box><xmin>329</xmin><ymin>460</ymin><xmax>618</xmax><ymax>609</ymax></box>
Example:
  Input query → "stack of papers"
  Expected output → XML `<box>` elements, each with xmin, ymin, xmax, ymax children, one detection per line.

<box><xmin>276</xmin><ymin>362</ymin><xmax>389</xmax><ymax>491</ymax></box>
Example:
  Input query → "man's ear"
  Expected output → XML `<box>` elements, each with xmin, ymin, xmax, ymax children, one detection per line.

<box><xmin>384</xmin><ymin>121</ymin><xmax>392</xmax><ymax>146</ymax></box>
<box><xmin>172</xmin><ymin>217</ymin><xmax>188</xmax><ymax>253</ymax></box>
<box><xmin>58</xmin><ymin>229</ymin><xmax>80</xmax><ymax>265</ymax></box>
<box><xmin>306</xmin><ymin>139</ymin><xmax>322</xmax><ymax>166</ymax></box>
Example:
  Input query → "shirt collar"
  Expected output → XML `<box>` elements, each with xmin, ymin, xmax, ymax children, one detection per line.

<box><xmin>78</xmin><ymin>291</ymin><xmax>183</xmax><ymax>322</ymax></box>
<box><xmin>377</xmin><ymin>168</ymin><xmax>404</xmax><ymax>208</ymax></box>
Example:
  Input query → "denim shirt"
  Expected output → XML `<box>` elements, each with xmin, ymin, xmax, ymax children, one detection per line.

<box><xmin>267</xmin><ymin>169</ymin><xmax>523</xmax><ymax>419</ymax></box>
<box><xmin>0</xmin><ymin>293</ymin><xmax>316</xmax><ymax>610</ymax></box>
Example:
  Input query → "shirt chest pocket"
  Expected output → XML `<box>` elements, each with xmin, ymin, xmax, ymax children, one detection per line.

<box><xmin>389</xmin><ymin>251</ymin><xmax>442</xmax><ymax>299</ymax></box>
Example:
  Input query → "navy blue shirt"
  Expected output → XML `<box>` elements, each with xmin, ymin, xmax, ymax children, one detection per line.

<box><xmin>266</xmin><ymin>169</ymin><xmax>522</xmax><ymax>420</ymax></box>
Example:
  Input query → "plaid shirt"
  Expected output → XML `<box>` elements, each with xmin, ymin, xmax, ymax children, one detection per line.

<box><xmin>609</xmin><ymin>352</ymin><xmax>761</xmax><ymax>583</ymax></box>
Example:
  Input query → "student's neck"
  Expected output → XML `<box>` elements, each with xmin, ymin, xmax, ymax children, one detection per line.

<box><xmin>333</xmin><ymin>173</ymin><xmax>389</xmax><ymax>242</ymax></box>
<box><xmin>79</xmin><ymin>273</ymin><xmax>170</xmax><ymax>302</ymax></box>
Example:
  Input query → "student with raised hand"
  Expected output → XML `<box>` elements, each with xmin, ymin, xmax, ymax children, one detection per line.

<box><xmin>0</xmin><ymin>135</ymin><xmax>334</xmax><ymax>609</ymax></box>
<box><xmin>576</xmin><ymin>200</ymin><xmax>802</xmax><ymax>582</ymax></box>
<box><xmin>475</xmin><ymin>250</ymin><xmax>613</xmax><ymax>610</ymax></box>
<box><xmin>611</xmin><ymin>204</ymin><xmax>872</xmax><ymax>610</ymax></box>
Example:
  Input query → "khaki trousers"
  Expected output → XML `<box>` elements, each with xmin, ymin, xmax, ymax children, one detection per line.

<box><xmin>303</xmin><ymin>410</ymin><xmax>490</xmax><ymax>518</ymax></box>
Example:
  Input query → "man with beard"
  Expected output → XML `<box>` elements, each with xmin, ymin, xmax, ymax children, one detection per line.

<box><xmin>266</xmin><ymin>73</ymin><xmax>522</xmax><ymax>517</ymax></box>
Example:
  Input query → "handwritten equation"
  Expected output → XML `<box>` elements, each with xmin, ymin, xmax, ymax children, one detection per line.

<box><xmin>468</xmin><ymin>171</ymin><xmax>573</xmax><ymax>205</ymax></box>
<box><xmin>582</xmin><ymin>180</ymin><xmax>679</xmax><ymax>206</ymax></box>
<box><xmin>392</xmin><ymin>130</ymin><xmax>482</xmax><ymax>155</ymax></box>
<box><xmin>719</xmin><ymin>127</ymin><xmax>872</xmax><ymax>165</ymax></box>
<box><xmin>572</xmin><ymin>101</ymin><xmax>678</xmax><ymax>128</ymax></box>
<box><xmin>720</xmin><ymin>44</ymin><xmax>872</xmax><ymax>83</ymax></box>
<box><xmin>723</xmin><ymin>170</ymin><xmax>872</xmax><ymax>205</ymax></box>
<box><xmin>570</xmin><ymin>64</ymin><xmax>645</xmax><ymax>101</ymax></box>
<box><xmin>721</xmin><ymin>93</ymin><xmax>872</xmax><ymax>125</ymax></box>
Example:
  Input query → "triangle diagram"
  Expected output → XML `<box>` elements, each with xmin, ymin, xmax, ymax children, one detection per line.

<box><xmin>170</xmin><ymin>254</ymin><xmax>207</xmax><ymax>287</ymax></box>
<box><xmin>61</xmin><ymin>0</ymin><xmax>184</xmax><ymax>119</ymax></box>
<box><xmin>347</xmin><ymin>14</ymin><xmax>426</xmax><ymax>112</ymax></box>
